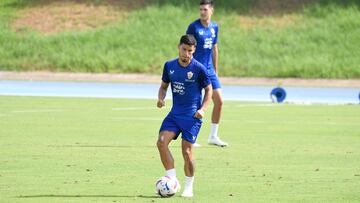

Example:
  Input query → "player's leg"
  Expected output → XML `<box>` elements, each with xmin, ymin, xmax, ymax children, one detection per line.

<box><xmin>208</xmin><ymin>76</ymin><xmax>228</xmax><ymax>147</ymax></box>
<box><xmin>157</xmin><ymin>130</ymin><xmax>181</xmax><ymax>192</ymax></box>
<box><xmin>157</xmin><ymin>130</ymin><xmax>177</xmax><ymax>170</ymax></box>
<box><xmin>157</xmin><ymin>116</ymin><xmax>181</xmax><ymax>181</ymax></box>
<box><xmin>181</xmin><ymin>139</ymin><xmax>195</xmax><ymax>197</ymax></box>
<box><xmin>211</xmin><ymin>88</ymin><xmax>223</xmax><ymax>124</ymax></box>
<box><xmin>182</xmin><ymin>139</ymin><xmax>195</xmax><ymax>177</ymax></box>
<box><xmin>179</xmin><ymin>120</ymin><xmax>201</xmax><ymax>198</ymax></box>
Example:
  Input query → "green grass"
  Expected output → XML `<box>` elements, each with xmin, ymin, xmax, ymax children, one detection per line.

<box><xmin>0</xmin><ymin>0</ymin><xmax>360</xmax><ymax>78</ymax></box>
<box><xmin>220</xmin><ymin>6</ymin><xmax>360</xmax><ymax>78</ymax></box>
<box><xmin>0</xmin><ymin>96</ymin><xmax>359</xmax><ymax>202</ymax></box>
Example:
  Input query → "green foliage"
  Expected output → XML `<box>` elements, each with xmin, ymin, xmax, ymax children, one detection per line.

<box><xmin>0</xmin><ymin>0</ymin><xmax>360</xmax><ymax>78</ymax></box>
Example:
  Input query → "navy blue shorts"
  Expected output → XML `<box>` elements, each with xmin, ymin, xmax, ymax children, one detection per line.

<box><xmin>209</xmin><ymin>74</ymin><xmax>221</xmax><ymax>90</ymax></box>
<box><xmin>159</xmin><ymin>115</ymin><xmax>202</xmax><ymax>144</ymax></box>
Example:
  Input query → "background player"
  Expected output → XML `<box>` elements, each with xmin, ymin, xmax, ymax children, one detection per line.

<box><xmin>186</xmin><ymin>0</ymin><xmax>228</xmax><ymax>147</ymax></box>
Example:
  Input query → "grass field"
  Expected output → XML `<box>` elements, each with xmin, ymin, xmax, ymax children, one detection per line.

<box><xmin>1</xmin><ymin>0</ymin><xmax>360</xmax><ymax>78</ymax></box>
<box><xmin>0</xmin><ymin>96</ymin><xmax>359</xmax><ymax>203</ymax></box>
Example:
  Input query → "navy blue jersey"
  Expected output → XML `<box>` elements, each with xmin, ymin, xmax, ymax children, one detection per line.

<box><xmin>186</xmin><ymin>19</ymin><xmax>218</xmax><ymax>76</ymax></box>
<box><xmin>162</xmin><ymin>58</ymin><xmax>211</xmax><ymax>120</ymax></box>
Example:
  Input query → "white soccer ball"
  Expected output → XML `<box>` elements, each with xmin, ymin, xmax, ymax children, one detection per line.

<box><xmin>155</xmin><ymin>176</ymin><xmax>180</xmax><ymax>197</ymax></box>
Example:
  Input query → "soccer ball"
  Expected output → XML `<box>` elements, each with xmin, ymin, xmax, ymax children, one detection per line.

<box><xmin>155</xmin><ymin>176</ymin><xmax>180</xmax><ymax>197</ymax></box>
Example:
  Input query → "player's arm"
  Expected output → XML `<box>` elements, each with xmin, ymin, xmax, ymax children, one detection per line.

<box><xmin>186</xmin><ymin>23</ymin><xmax>195</xmax><ymax>35</ymax></box>
<box><xmin>157</xmin><ymin>81</ymin><xmax>169</xmax><ymax>108</ymax></box>
<box><xmin>195</xmin><ymin>84</ymin><xmax>213</xmax><ymax>119</ymax></box>
<box><xmin>212</xmin><ymin>43</ymin><xmax>219</xmax><ymax>74</ymax></box>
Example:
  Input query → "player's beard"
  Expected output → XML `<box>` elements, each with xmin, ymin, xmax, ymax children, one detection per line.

<box><xmin>200</xmin><ymin>12</ymin><xmax>211</xmax><ymax>20</ymax></box>
<box><xmin>181</xmin><ymin>56</ymin><xmax>191</xmax><ymax>64</ymax></box>
<box><xmin>201</xmin><ymin>15</ymin><xmax>208</xmax><ymax>21</ymax></box>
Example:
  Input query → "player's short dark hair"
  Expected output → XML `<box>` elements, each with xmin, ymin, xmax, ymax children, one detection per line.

<box><xmin>180</xmin><ymin>34</ymin><xmax>197</xmax><ymax>46</ymax></box>
<box><xmin>200</xmin><ymin>0</ymin><xmax>214</xmax><ymax>6</ymax></box>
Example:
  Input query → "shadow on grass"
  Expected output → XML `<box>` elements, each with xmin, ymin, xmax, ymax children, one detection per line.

<box><xmin>17</xmin><ymin>194</ymin><xmax>160</xmax><ymax>198</ymax></box>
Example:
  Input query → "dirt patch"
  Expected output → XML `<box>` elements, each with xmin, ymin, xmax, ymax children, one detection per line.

<box><xmin>11</xmin><ymin>0</ymin><xmax>147</xmax><ymax>35</ymax></box>
<box><xmin>238</xmin><ymin>14</ymin><xmax>300</xmax><ymax>30</ymax></box>
<box><xmin>10</xmin><ymin>0</ymin><xmax>317</xmax><ymax>34</ymax></box>
<box><xmin>252</xmin><ymin>0</ymin><xmax>317</xmax><ymax>16</ymax></box>
<box><xmin>237</xmin><ymin>0</ymin><xmax>316</xmax><ymax>29</ymax></box>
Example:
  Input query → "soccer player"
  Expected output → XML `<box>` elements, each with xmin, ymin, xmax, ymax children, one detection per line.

<box><xmin>186</xmin><ymin>0</ymin><xmax>228</xmax><ymax>147</ymax></box>
<box><xmin>156</xmin><ymin>34</ymin><xmax>212</xmax><ymax>197</ymax></box>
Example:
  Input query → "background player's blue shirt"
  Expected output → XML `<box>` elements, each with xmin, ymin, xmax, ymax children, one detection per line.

<box><xmin>162</xmin><ymin>58</ymin><xmax>211</xmax><ymax>120</ymax></box>
<box><xmin>186</xmin><ymin>19</ymin><xmax>218</xmax><ymax>76</ymax></box>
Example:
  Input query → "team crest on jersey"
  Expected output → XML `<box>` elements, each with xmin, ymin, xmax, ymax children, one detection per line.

<box><xmin>199</xmin><ymin>30</ymin><xmax>204</xmax><ymax>35</ymax></box>
<box><xmin>170</xmin><ymin>70</ymin><xmax>174</xmax><ymax>75</ymax></box>
<box><xmin>187</xmin><ymin>71</ymin><xmax>193</xmax><ymax>80</ymax></box>
<box><xmin>211</xmin><ymin>28</ymin><xmax>216</xmax><ymax>38</ymax></box>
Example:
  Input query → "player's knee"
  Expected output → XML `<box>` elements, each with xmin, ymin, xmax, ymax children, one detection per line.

<box><xmin>157</xmin><ymin>138</ymin><xmax>166</xmax><ymax>149</ymax></box>
<box><xmin>182</xmin><ymin>147</ymin><xmax>192</xmax><ymax>160</ymax></box>
<box><xmin>214</xmin><ymin>97</ymin><xmax>223</xmax><ymax>107</ymax></box>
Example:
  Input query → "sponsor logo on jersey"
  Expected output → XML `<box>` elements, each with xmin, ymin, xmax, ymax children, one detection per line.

<box><xmin>173</xmin><ymin>81</ymin><xmax>185</xmax><ymax>95</ymax></box>
<box><xmin>204</xmin><ymin>38</ymin><xmax>213</xmax><ymax>49</ymax></box>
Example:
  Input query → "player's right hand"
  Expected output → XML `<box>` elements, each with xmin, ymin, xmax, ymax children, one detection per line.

<box><xmin>157</xmin><ymin>100</ymin><xmax>165</xmax><ymax>108</ymax></box>
<box><xmin>194</xmin><ymin>109</ymin><xmax>204</xmax><ymax>119</ymax></box>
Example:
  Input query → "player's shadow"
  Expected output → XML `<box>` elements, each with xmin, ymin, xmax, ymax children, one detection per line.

<box><xmin>17</xmin><ymin>194</ymin><xmax>160</xmax><ymax>199</ymax></box>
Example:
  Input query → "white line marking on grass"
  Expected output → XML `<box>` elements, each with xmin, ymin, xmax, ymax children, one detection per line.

<box><xmin>233</xmin><ymin>103</ymin><xmax>353</xmax><ymax>108</ymax></box>
<box><xmin>12</xmin><ymin>109</ymin><xmax>64</xmax><ymax>113</ymax></box>
<box><xmin>234</xmin><ymin>104</ymin><xmax>279</xmax><ymax>108</ymax></box>
<box><xmin>222</xmin><ymin>119</ymin><xmax>344</xmax><ymax>127</ymax></box>
<box><xmin>112</xmin><ymin>106</ymin><xmax>170</xmax><ymax>111</ymax></box>
<box><xmin>109</xmin><ymin>117</ymin><xmax>350</xmax><ymax>126</ymax></box>
<box><xmin>110</xmin><ymin>117</ymin><xmax>162</xmax><ymax>121</ymax></box>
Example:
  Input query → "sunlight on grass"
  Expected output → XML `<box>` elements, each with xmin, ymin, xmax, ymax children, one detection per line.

<box><xmin>0</xmin><ymin>96</ymin><xmax>359</xmax><ymax>203</ymax></box>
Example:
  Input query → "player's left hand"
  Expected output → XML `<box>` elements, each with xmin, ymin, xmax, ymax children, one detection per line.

<box><xmin>194</xmin><ymin>109</ymin><xmax>204</xmax><ymax>119</ymax></box>
<box><xmin>157</xmin><ymin>99</ymin><xmax>165</xmax><ymax>108</ymax></box>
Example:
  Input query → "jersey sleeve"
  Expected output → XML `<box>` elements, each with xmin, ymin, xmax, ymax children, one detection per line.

<box><xmin>199</xmin><ymin>64</ymin><xmax>211</xmax><ymax>88</ymax></box>
<box><xmin>213</xmin><ymin>24</ymin><xmax>219</xmax><ymax>45</ymax></box>
<box><xmin>186</xmin><ymin>23</ymin><xmax>195</xmax><ymax>35</ymax></box>
<box><xmin>161</xmin><ymin>62</ymin><xmax>170</xmax><ymax>83</ymax></box>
